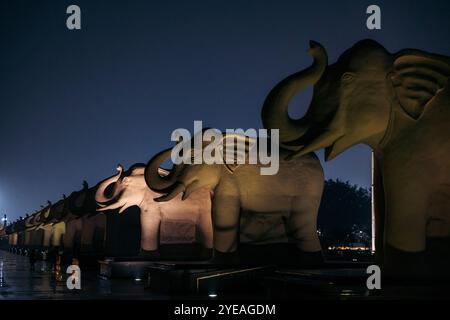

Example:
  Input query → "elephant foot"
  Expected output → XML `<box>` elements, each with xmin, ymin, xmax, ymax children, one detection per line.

<box><xmin>382</xmin><ymin>243</ymin><xmax>450</xmax><ymax>282</ymax></box>
<box><xmin>382</xmin><ymin>244</ymin><xmax>427</xmax><ymax>281</ymax></box>
<box><xmin>138</xmin><ymin>249</ymin><xmax>161</xmax><ymax>260</ymax></box>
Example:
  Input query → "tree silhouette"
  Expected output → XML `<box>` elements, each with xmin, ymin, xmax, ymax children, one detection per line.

<box><xmin>318</xmin><ymin>179</ymin><xmax>371</xmax><ymax>248</ymax></box>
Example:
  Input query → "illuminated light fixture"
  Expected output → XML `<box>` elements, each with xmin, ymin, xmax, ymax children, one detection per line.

<box><xmin>371</xmin><ymin>151</ymin><xmax>376</xmax><ymax>253</ymax></box>
<box><xmin>134</xmin><ymin>278</ymin><xmax>142</xmax><ymax>282</ymax></box>
<box><xmin>208</xmin><ymin>293</ymin><xmax>217</xmax><ymax>298</ymax></box>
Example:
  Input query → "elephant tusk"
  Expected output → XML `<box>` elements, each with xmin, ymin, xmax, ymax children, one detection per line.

<box><xmin>181</xmin><ymin>180</ymin><xmax>200</xmax><ymax>201</ymax></box>
<box><xmin>96</xmin><ymin>201</ymin><xmax>124</xmax><ymax>212</ymax></box>
<box><xmin>118</xmin><ymin>202</ymin><xmax>131</xmax><ymax>214</ymax></box>
<box><xmin>286</xmin><ymin>130</ymin><xmax>344</xmax><ymax>160</ymax></box>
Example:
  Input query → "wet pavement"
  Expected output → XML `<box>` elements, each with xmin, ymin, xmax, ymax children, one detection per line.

<box><xmin>3</xmin><ymin>249</ymin><xmax>449</xmax><ymax>300</ymax></box>
<box><xmin>0</xmin><ymin>250</ymin><xmax>166</xmax><ymax>300</ymax></box>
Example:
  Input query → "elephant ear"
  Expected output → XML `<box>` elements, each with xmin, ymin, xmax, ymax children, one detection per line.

<box><xmin>391</xmin><ymin>50</ymin><xmax>450</xmax><ymax>119</ymax></box>
<box><xmin>220</xmin><ymin>134</ymin><xmax>257</xmax><ymax>173</ymax></box>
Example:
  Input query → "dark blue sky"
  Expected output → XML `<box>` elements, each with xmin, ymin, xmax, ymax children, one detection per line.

<box><xmin>1</xmin><ymin>0</ymin><xmax>449</xmax><ymax>221</ymax></box>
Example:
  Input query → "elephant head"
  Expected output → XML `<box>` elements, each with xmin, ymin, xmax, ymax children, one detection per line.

<box><xmin>95</xmin><ymin>163</ymin><xmax>166</xmax><ymax>213</ymax></box>
<box><xmin>41</xmin><ymin>201</ymin><xmax>51</xmax><ymax>220</ymax></box>
<box><xmin>52</xmin><ymin>198</ymin><xmax>70</xmax><ymax>221</ymax></box>
<box><xmin>34</xmin><ymin>210</ymin><xmax>45</xmax><ymax>225</ymax></box>
<box><xmin>262</xmin><ymin>39</ymin><xmax>450</xmax><ymax>160</ymax></box>
<box><xmin>144</xmin><ymin>132</ymin><xmax>252</xmax><ymax>202</ymax></box>
<box><xmin>68</xmin><ymin>181</ymin><xmax>98</xmax><ymax>217</ymax></box>
<box><xmin>26</xmin><ymin>212</ymin><xmax>43</xmax><ymax>230</ymax></box>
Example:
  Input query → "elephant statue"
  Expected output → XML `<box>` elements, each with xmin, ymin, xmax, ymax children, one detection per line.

<box><xmin>27</xmin><ymin>212</ymin><xmax>45</xmax><ymax>247</ymax></box>
<box><xmin>24</xmin><ymin>214</ymin><xmax>35</xmax><ymax>246</ymax></box>
<box><xmin>144</xmin><ymin>133</ymin><xmax>324</xmax><ymax>264</ymax></box>
<box><xmin>38</xmin><ymin>204</ymin><xmax>55</xmax><ymax>248</ymax></box>
<box><xmin>261</xmin><ymin>39</ymin><xmax>450</xmax><ymax>276</ymax></box>
<box><xmin>95</xmin><ymin>163</ymin><xmax>213</xmax><ymax>257</ymax></box>
<box><xmin>39</xmin><ymin>201</ymin><xmax>65</xmax><ymax>249</ymax></box>
<box><xmin>49</xmin><ymin>196</ymin><xmax>82</xmax><ymax>252</ymax></box>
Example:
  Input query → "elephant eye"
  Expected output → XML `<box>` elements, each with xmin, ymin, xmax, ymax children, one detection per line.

<box><xmin>341</xmin><ymin>72</ymin><xmax>355</xmax><ymax>83</ymax></box>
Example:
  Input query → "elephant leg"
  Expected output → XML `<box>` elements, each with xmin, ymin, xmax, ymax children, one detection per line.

<box><xmin>64</xmin><ymin>226</ymin><xmax>75</xmax><ymax>249</ymax></box>
<box><xmin>52</xmin><ymin>227</ymin><xmax>64</xmax><ymax>247</ymax></box>
<box><xmin>288</xmin><ymin>196</ymin><xmax>321</xmax><ymax>252</ymax></box>
<box><xmin>381</xmin><ymin>171</ymin><xmax>429</xmax><ymax>277</ymax></box>
<box><xmin>197</xmin><ymin>208</ymin><xmax>213</xmax><ymax>249</ymax></box>
<box><xmin>140</xmin><ymin>209</ymin><xmax>161</xmax><ymax>251</ymax></box>
<box><xmin>384</xmin><ymin>175</ymin><xmax>428</xmax><ymax>253</ymax></box>
<box><xmin>43</xmin><ymin>229</ymin><xmax>52</xmax><ymax>247</ymax></box>
<box><xmin>212</xmin><ymin>195</ymin><xmax>240</xmax><ymax>253</ymax></box>
<box><xmin>81</xmin><ymin>218</ymin><xmax>95</xmax><ymax>251</ymax></box>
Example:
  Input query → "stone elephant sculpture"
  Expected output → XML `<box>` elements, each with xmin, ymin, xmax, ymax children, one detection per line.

<box><xmin>261</xmin><ymin>39</ymin><xmax>450</xmax><ymax>276</ymax></box>
<box><xmin>49</xmin><ymin>197</ymin><xmax>81</xmax><ymax>251</ymax></box>
<box><xmin>9</xmin><ymin>232</ymin><xmax>18</xmax><ymax>246</ymax></box>
<box><xmin>68</xmin><ymin>182</ymin><xmax>106</xmax><ymax>254</ymax></box>
<box><xmin>26</xmin><ymin>212</ymin><xmax>46</xmax><ymax>247</ymax></box>
<box><xmin>23</xmin><ymin>214</ymin><xmax>36</xmax><ymax>246</ymax></box>
<box><xmin>95</xmin><ymin>163</ymin><xmax>213</xmax><ymax>256</ymax></box>
<box><xmin>39</xmin><ymin>201</ymin><xmax>65</xmax><ymax>249</ymax></box>
<box><xmin>144</xmin><ymin>133</ymin><xmax>324</xmax><ymax>263</ymax></box>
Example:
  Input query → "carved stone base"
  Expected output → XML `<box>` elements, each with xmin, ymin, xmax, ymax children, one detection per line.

<box><xmin>98</xmin><ymin>257</ymin><xmax>159</xmax><ymax>279</ymax></box>
<box><xmin>98</xmin><ymin>245</ymin><xmax>213</xmax><ymax>279</ymax></box>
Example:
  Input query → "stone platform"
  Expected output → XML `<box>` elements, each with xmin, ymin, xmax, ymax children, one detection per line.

<box><xmin>146</xmin><ymin>262</ymin><xmax>274</xmax><ymax>294</ymax></box>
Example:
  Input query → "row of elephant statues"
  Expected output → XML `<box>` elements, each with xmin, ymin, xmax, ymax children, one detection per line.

<box><xmin>2</xmin><ymin>148</ymin><xmax>324</xmax><ymax>263</ymax></box>
<box><xmin>2</xmin><ymin>39</ymin><xmax>449</xmax><ymax>276</ymax></box>
<box><xmin>3</xmin><ymin>184</ymin><xmax>106</xmax><ymax>255</ymax></box>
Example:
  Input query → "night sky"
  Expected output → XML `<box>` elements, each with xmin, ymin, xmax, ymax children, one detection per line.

<box><xmin>1</xmin><ymin>0</ymin><xmax>449</xmax><ymax>221</ymax></box>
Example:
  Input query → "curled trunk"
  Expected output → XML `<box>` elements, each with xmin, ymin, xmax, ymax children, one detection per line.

<box><xmin>95</xmin><ymin>165</ymin><xmax>123</xmax><ymax>205</ymax></box>
<box><xmin>261</xmin><ymin>40</ymin><xmax>328</xmax><ymax>145</ymax></box>
<box><xmin>145</xmin><ymin>148</ymin><xmax>184</xmax><ymax>193</ymax></box>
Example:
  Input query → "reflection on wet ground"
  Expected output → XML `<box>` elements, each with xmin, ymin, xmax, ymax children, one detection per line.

<box><xmin>0</xmin><ymin>250</ymin><xmax>166</xmax><ymax>300</ymax></box>
<box><xmin>2</xmin><ymin>249</ymin><xmax>450</xmax><ymax>300</ymax></box>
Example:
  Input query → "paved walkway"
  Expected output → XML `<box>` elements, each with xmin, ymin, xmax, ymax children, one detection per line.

<box><xmin>4</xmin><ymin>249</ymin><xmax>448</xmax><ymax>300</ymax></box>
<box><xmin>0</xmin><ymin>250</ymin><xmax>165</xmax><ymax>300</ymax></box>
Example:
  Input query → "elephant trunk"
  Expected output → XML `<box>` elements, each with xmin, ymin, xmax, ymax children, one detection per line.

<box><xmin>144</xmin><ymin>147</ymin><xmax>184</xmax><ymax>193</ymax></box>
<box><xmin>95</xmin><ymin>164</ymin><xmax>123</xmax><ymax>205</ymax></box>
<box><xmin>261</xmin><ymin>40</ymin><xmax>328</xmax><ymax>144</ymax></box>
<box><xmin>154</xmin><ymin>183</ymin><xmax>186</xmax><ymax>202</ymax></box>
